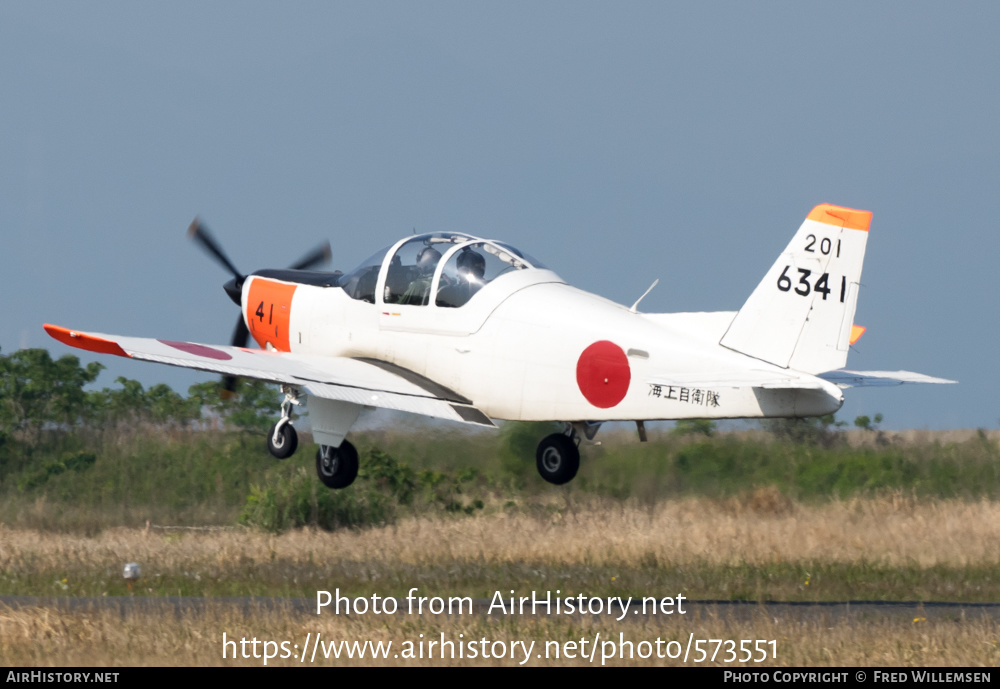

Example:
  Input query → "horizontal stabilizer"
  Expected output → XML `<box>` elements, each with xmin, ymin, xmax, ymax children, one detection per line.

<box><xmin>648</xmin><ymin>369</ymin><xmax>833</xmax><ymax>391</ymax></box>
<box><xmin>818</xmin><ymin>369</ymin><xmax>957</xmax><ymax>388</ymax></box>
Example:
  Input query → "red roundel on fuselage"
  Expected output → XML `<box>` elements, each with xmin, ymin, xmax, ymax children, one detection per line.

<box><xmin>576</xmin><ymin>341</ymin><xmax>630</xmax><ymax>408</ymax></box>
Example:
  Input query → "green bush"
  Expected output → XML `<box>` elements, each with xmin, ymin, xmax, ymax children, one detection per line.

<box><xmin>361</xmin><ymin>448</ymin><xmax>417</xmax><ymax>504</ymax></box>
<box><xmin>239</xmin><ymin>468</ymin><xmax>394</xmax><ymax>532</ymax></box>
<box><xmin>672</xmin><ymin>419</ymin><xmax>717</xmax><ymax>437</ymax></box>
<box><xmin>16</xmin><ymin>451</ymin><xmax>97</xmax><ymax>491</ymax></box>
<box><xmin>498</xmin><ymin>421</ymin><xmax>560</xmax><ymax>482</ymax></box>
<box><xmin>238</xmin><ymin>447</ymin><xmax>485</xmax><ymax>533</ymax></box>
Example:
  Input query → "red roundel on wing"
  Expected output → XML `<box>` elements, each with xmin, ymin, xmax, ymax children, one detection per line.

<box><xmin>576</xmin><ymin>341</ymin><xmax>630</xmax><ymax>408</ymax></box>
<box><xmin>158</xmin><ymin>340</ymin><xmax>233</xmax><ymax>361</ymax></box>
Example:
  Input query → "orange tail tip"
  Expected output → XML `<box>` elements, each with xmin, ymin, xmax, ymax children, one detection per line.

<box><xmin>849</xmin><ymin>324</ymin><xmax>866</xmax><ymax>345</ymax></box>
<box><xmin>807</xmin><ymin>203</ymin><xmax>872</xmax><ymax>232</ymax></box>
<box><xmin>43</xmin><ymin>324</ymin><xmax>130</xmax><ymax>358</ymax></box>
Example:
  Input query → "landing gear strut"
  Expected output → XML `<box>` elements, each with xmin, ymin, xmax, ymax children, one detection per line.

<box><xmin>267</xmin><ymin>386</ymin><xmax>302</xmax><ymax>459</ymax></box>
<box><xmin>316</xmin><ymin>440</ymin><xmax>359</xmax><ymax>489</ymax></box>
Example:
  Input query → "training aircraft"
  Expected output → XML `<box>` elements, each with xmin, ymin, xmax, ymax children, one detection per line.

<box><xmin>45</xmin><ymin>204</ymin><xmax>954</xmax><ymax>488</ymax></box>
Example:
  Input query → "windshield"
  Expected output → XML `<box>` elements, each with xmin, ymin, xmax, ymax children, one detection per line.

<box><xmin>493</xmin><ymin>241</ymin><xmax>546</xmax><ymax>270</ymax></box>
<box><xmin>338</xmin><ymin>245</ymin><xmax>392</xmax><ymax>303</ymax></box>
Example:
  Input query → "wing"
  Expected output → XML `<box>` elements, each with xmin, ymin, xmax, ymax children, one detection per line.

<box><xmin>818</xmin><ymin>369</ymin><xmax>957</xmax><ymax>388</ymax></box>
<box><xmin>44</xmin><ymin>324</ymin><xmax>494</xmax><ymax>427</ymax></box>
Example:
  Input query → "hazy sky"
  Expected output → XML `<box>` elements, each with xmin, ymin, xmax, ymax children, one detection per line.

<box><xmin>2</xmin><ymin>2</ymin><xmax>997</xmax><ymax>430</ymax></box>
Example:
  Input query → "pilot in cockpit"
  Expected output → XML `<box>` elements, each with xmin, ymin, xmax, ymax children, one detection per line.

<box><xmin>457</xmin><ymin>249</ymin><xmax>486</xmax><ymax>286</ymax></box>
<box><xmin>436</xmin><ymin>248</ymin><xmax>486</xmax><ymax>308</ymax></box>
<box><xmin>400</xmin><ymin>246</ymin><xmax>441</xmax><ymax>305</ymax></box>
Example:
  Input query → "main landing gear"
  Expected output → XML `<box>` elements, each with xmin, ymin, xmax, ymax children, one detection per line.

<box><xmin>535</xmin><ymin>422</ymin><xmax>599</xmax><ymax>485</ymax></box>
<box><xmin>536</xmin><ymin>433</ymin><xmax>579</xmax><ymax>485</ymax></box>
<box><xmin>316</xmin><ymin>441</ymin><xmax>359</xmax><ymax>489</ymax></box>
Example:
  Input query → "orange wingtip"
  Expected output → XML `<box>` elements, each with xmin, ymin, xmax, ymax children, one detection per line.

<box><xmin>849</xmin><ymin>324</ymin><xmax>866</xmax><ymax>345</ymax></box>
<box><xmin>43</xmin><ymin>324</ymin><xmax>130</xmax><ymax>358</ymax></box>
<box><xmin>807</xmin><ymin>204</ymin><xmax>872</xmax><ymax>231</ymax></box>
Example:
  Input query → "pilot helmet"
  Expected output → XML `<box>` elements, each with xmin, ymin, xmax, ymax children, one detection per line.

<box><xmin>416</xmin><ymin>246</ymin><xmax>442</xmax><ymax>274</ymax></box>
<box><xmin>457</xmin><ymin>249</ymin><xmax>486</xmax><ymax>279</ymax></box>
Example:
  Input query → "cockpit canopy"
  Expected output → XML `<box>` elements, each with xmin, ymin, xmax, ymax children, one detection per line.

<box><xmin>338</xmin><ymin>232</ymin><xmax>547</xmax><ymax>308</ymax></box>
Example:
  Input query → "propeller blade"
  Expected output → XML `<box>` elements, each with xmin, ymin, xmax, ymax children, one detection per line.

<box><xmin>220</xmin><ymin>315</ymin><xmax>251</xmax><ymax>399</ymax></box>
<box><xmin>220</xmin><ymin>375</ymin><xmax>238</xmax><ymax>399</ymax></box>
<box><xmin>230</xmin><ymin>314</ymin><xmax>250</xmax><ymax>348</ymax></box>
<box><xmin>288</xmin><ymin>241</ymin><xmax>332</xmax><ymax>271</ymax></box>
<box><xmin>187</xmin><ymin>217</ymin><xmax>244</xmax><ymax>281</ymax></box>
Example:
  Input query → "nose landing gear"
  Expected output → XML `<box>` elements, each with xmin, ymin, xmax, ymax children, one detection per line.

<box><xmin>267</xmin><ymin>421</ymin><xmax>298</xmax><ymax>459</ymax></box>
<box><xmin>265</xmin><ymin>391</ymin><xmax>362</xmax><ymax>490</ymax></box>
<box><xmin>267</xmin><ymin>386</ymin><xmax>302</xmax><ymax>460</ymax></box>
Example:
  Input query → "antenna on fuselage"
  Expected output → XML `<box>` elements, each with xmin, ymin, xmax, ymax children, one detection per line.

<box><xmin>629</xmin><ymin>278</ymin><xmax>659</xmax><ymax>313</ymax></box>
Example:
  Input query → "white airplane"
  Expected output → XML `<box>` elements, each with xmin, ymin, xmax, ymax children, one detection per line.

<box><xmin>45</xmin><ymin>203</ymin><xmax>954</xmax><ymax>488</ymax></box>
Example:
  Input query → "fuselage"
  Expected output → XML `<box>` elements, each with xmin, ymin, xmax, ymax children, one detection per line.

<box><xmin>44</xmin><ymin>205</ymin><xmax>952</xmax><ymax>489</ymax></box>
<box><xmin>238</xmin><ymin>232</ymin><xmax>843</xmax><ymax>424</ymax></box>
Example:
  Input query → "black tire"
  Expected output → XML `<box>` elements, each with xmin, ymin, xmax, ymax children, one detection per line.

<box><xmin>316</xmin><ymin>440</ymin><xmax>359</xmax><ymax>489</ymax></box>
<box><xmin>267</xmin><ymin>422</ymin><xmax>298</xmax><ymax>459</ymax></box>
<box><xmin>536</xmin><ymin>433</ymin><xmax>580</xmax><ymax>485</ymax></box>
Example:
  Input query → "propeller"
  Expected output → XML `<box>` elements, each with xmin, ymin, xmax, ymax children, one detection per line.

<box><xmin>188</xmin><ymin>218</ymin><xmax>246</xmax><ymax>304</ymax></box>
<box><xmin>289</xmin><ymin>242</ymin><xmax>332</xmax><ymax>271</ymax></box>
<box><xmin>187</xmin><ymin>217</ymin><xmax>331</xmax><ymax>397</ymax></box>
<box><xmin>221</xmin><ymin>318</ymin><xmax>250</xmax><ymax>398</ymax></box>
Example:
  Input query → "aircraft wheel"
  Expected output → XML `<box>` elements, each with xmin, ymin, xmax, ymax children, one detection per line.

<box><xmin>316</xmin><ymin>440</ymin><xmax>359</xmax><ymax>489</ymax></box>
<box><xmin>267</xmin><ymin>422</ymin><xmax>298</xmax><ymax>459</ymax></box>
<box><xmin>536</xmin><ymin>433</ymin><xmax>580</xmax><ymax>485</ymax></box>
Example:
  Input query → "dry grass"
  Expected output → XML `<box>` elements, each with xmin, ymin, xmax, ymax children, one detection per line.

<box><xmin>3</xmin><ymin>492</ymin><xmax>1000</xmax><ymax>575</ymax></box>
<box><xmin>3</xmin><ymin>495</ymin><xmax>1000</xmax><ymax>666</ymax></box>
<box><xmin>0</xmin><ymin>603</ymin><xmax>996</xmax><ymax>666</ymax></box>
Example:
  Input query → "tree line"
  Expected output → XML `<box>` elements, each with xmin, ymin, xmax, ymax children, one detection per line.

<box><xmin>0</xmin><ymin>347</ymin><xmax>279</xmax><ymax>448</ymax></box>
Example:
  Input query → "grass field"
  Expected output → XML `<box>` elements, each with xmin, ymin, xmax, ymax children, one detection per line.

<box><xmin>2</xmin><ymin>493</ymin><xmax>999</xmax><ymax>666</ymax></box>
<box><xmin>3</xmin><ymin>493</ymin><xmax>1000</xmax><ymax>601</ymax></box>
<box><xmin>2</xmin><ymin>426</ymin><xmax>999</xmax><ymax>665</ymax></box>
<box><xmin>3</xmin><ymin>602</ymin><xmax>997</xmax><ymax>666</ymax></box>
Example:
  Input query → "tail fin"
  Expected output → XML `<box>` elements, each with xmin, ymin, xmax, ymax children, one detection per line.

<box><xmin>720</xmin><ymin>203</ymin><xmax>871</xmax><ymax>373</ymax></box>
